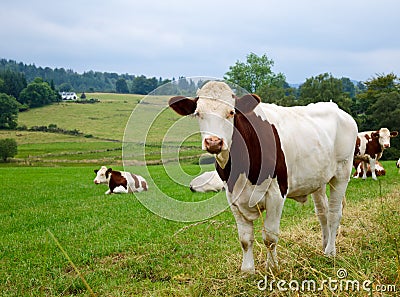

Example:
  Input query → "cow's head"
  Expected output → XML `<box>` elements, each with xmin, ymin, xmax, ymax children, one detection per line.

<box><xmin>169</xmin><ymin>81</ymin><xmax>260</xmax><ymax>156</ymax></box>
<box><xmin>372</xmin><ymin>128</ymin><xmax>398</xmax><ymax>148</ymax></box>
<box><xmin>94</xmin><ymin>166</ymin><xmax>112</xmax><ymax>184</ymax></box>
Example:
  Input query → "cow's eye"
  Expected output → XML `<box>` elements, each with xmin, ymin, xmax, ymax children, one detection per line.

<box><xmin>227</xmin><ymin>110</ymin><xmax>235</xmax><ymax>118</ymax></box>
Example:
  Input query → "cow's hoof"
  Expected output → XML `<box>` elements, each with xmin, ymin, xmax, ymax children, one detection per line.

<box><xmin>240</xmin><ymin>268</ymin><xmax>256</xmax><ymax>275</ymax></box>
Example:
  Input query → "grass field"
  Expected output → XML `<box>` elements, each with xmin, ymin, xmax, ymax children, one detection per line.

<box><xmin>1</xmin><ymin>94</ymin><xmax>399</xmax><ymax>296</ymax></box>
<box><xmin>1</xmin><ymin>162</ymin><xmax>399</xmax><ymax>296</ymax></box>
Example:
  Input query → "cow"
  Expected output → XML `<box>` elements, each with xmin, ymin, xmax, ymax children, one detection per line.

<box><xmin>397</xmin><ymin>157</ymin><xmax>400</xmax><ymax>173</ymax></box>
<box><xmin>190</xmin><ymin>171</ymin><xmax>224</xmax><ymax>192</ymax></box>
<box><xmin>93</xmin><ymin>166</ymin><xmax>148</xmax><ymax>194</ymax></box>
<box><xmin>354</xmin><ymin>128</ymin><xmax>398</xmax><ymax>180</ymax></box>
<box><xmin>169</xmin><ymin>81</ymin><xmax>357</xmax><ymax>273</ymax></box>
<box><xmin>353</xmin><ymin>159</ymin><xmax>385</xmax><ymax>178</ymax></box>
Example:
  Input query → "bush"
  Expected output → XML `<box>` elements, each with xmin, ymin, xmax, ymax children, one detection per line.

<box><xmin>0</xmin><ymin>138</ymin><xmax>17</xmax><ymax>162</ymax></box>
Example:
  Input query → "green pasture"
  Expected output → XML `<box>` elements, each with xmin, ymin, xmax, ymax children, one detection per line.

<box><xmin>0</xmin><ymin>93</ymin><xmax>202</xmax><ymax>166</ymax></box>
<box><xmin>1</xmin><ymin>93</ymin><xmax>399</xmax><ymax>296</ymax></box>
<box><xmin>1</xmin><ymin>162</ymin><xmax>399</xmax><ymax>296</ymax></box>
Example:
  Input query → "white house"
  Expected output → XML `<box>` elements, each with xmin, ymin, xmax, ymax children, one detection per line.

<box><xmin>59</xmin><ymin>92</ymin><xmax>77</xmax><ymax>100</ymax></box>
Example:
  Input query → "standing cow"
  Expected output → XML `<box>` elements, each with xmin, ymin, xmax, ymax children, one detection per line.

<box><xmin>354</xmin><ymin>129</ymin><xmax>398</xmax><ymax>180</ymax></box>
<box><xmin>169</xmin><ymin>81</ymin><xmax>357</xmax><ymax>273</ymax></box>
<box><xmin>94</xmin><ymin>166</ymin><xmax>148</xmax><ymax>194</ymax></box>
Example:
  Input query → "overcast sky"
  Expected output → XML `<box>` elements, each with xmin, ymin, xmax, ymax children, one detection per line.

<box><xmin>1</xmin><ymin>0</ymin><xmax>399</xmax><ymax>84</ymax></box>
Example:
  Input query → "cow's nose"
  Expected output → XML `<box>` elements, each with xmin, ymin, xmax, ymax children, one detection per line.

<box><xmin>204</xmin><ymin>136</ymin><xmax>223</xmax><ymax>154</ymax></box>
<box><xmin>384</xmin><ymin>144</ymin><xmax>390</xmax><ymax>148</ymax></box>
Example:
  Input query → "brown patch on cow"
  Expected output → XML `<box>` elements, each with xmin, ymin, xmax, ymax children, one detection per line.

<box><xmin>131</xmin><ymin>173</ymin><xmax>140</xmax><ymax>188</ymax></box>
<box><xmin>141</xmin><ymin>180</ymin><xmax>148</xmax><ymax>191</ymax></box>
<box><xmin>108</xmin><ymin>170</ymin><xmax>127</xmax><ymax>193</ymax></box>
<box><xmin>364</xmin><ymin>132</ymin><xmax>382</xmax><ymax>159</ymax></box>
<box><xmin>354</xmin><ymin>137</ymin><xmax>360</xmax><ymax>156</ymax></box>
<box><xmin>216</xmin><ymin>94</ymin><xmax>288</xmax><ymax>198</ymax></box>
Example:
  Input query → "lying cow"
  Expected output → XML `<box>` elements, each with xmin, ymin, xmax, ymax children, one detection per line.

<box><xmin>93</xmin><ymin>166</ymin><xmax>148</xmax><ymax>194</ymax></box>
<box><xmin>354</xmin><ymin>128</ymin><xmax>398</xmax><ymax>180</ymax></box>
<box><xmin>169</xmin><ymin>81</ymin><xmax>357</xmax><ymax>273</ymax></box>
<box><xmin>397</xmin><ymin>158</ymin><xmax>400</xmax><ymax>173</ymax></box>
<box><xmin>190</xmin><ymin>171</ymin><xmax>224</xmax><ymax>192</ymax></box>
<box><xmin>353</xmin><ymin>159</ymin><xmax>385</xmax><ymax>178</ymax></box>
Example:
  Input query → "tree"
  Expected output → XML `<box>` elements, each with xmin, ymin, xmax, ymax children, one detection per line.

<box><xmin>18</xmin><ymin>78</ymin><xmax>58</xmax><ymax>108</ymax></box>
<box><xmin>131</xmin><ymin>75</ymin><xmax>159</xmax><ymax>95</ymax></box>
<box><xmin>0</xmin><ymin>138</ymin><xmax>17</xmax><ymax>162</ymax></box>
<box><xmin>0</xmin><ymin>69</ymin><xmax>27</xmax><ymax>99</ymax></box>
<box><xmin>298</xmin><ymin>73</ymin><xmax>352</xmax><ymax>113</ymax></box>
<box><xmin>354</xmin><ymin>73</ymin><xmax>400</xmax><ymax>131</ymax></box>
<box><xmin>224</xmin><ymin>52</ymin><xmax>293</xmax><ymax>104</ymax></box>
<box><xmin>116</xmin><ymin>78</ymin><xmax>129</xmax><ymax>93</ymax></box>
<box><xmin>0</xmin><ymin>93</ymin><xmax>19</xmax><ymax>129</ymax></box>
<box><xmin>224</xmin><ymin>52</ymin><xmax>285</xmax><ymax>94</ymax></box>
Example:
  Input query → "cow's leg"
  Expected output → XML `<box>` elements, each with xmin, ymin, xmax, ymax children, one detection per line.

<box><xmin>369</xmin><ymin>159</ymin><xmax>377</xmax><ymax>180</ymax></box>
<box><xmin>325</xmin><ymin>161</ymin><xmax>350</xmax><ymax>256</ymax></box>
<box><xmin>263</xmin><ymin>190</ymin><xmax>285</xmax><ymax>271</ymax></box>
<box><xmin>112</xmin><ymin>185</ymin><xmax>129</xmax><ymax>194</ymax></box>
<box><xmin>230</xmin><ymin>204</ymin><xmax>255</xmax><ymax>274</ymax></box>
<box><xmin>361</xmin><ymin>161</ymin><xmax>368</xmax><ymax>179</ymax></box>
<box><xmin>311</xmin><ymin>185</ymin><xmax>329</xmax><ymax>250</ymax></box>
<box><xmin>105</xmin><ymin>189</ymin><xmax>111</xmax><ymax>194</ymax></box>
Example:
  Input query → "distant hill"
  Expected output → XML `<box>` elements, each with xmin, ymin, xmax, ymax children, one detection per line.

<box><xmin>0</xmin><ymin>58</ymin><xmax>167</xmax><ymax>93</ymax></box>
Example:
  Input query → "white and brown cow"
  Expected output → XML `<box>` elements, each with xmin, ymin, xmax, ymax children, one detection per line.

<box><xmin>353</xmin><ymin>159</ymin><xmax>386</xmax><ymax>178</ymax></box>
<box><xmin>354</xmin><ymin>128</ymin><xmax>398</xmax><ymax>180</ymax></box>
<box><xmin>94</xmin><ymin>166</ymin><xmax>148</xmax><ymax>194</ymax></box>
<box><xmin>169</xmin><ymin>81</ymin><xmax>357</xmax><ymax>273</ymax></box>
<box><xmin>397</xmin><ymin>157</ymin><xmax>400</xmax><ymax>173</ymax></box>
<box><xmin>190</xmin><ymin>170</ymin><xmax>224</xmax><ymax>192</ymax></box>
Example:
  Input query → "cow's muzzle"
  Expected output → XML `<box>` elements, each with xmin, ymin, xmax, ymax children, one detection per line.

<box><xmin>204</xmin><ymin>136</ymin><xmax>223</xmax><ymax>154</ymax></box>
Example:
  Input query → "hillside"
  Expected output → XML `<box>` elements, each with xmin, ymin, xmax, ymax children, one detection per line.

<box><xmin>0</xmin><ymin>92</ymin><xmax>203</xmax><ymax>166</ymax></box>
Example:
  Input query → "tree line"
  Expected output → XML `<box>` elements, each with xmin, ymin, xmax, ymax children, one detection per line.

<box><xmin>0</xmin><ymin>59</ymin><xmax>170</xmax><ymax>94</ymax></box>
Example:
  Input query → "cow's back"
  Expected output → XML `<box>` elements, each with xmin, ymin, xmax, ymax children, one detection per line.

<box><xmin>255</xmin><ymin>102</ymin><xmax>357</xmax><ymax>197</ymax></box>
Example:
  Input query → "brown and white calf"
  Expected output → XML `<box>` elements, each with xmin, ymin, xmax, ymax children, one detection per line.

<box><xmin>169</xmin><ymin>81</ymin><xmax>357</xmax><ymax>273</ymax></box>
<box><xmin>353</xmin><ymin>159</ymin><xmax>385</xmax><ymax>178</ymax></box>
<box><xmin>93</xmin><ymin>166</ymin><xmax>148</xmax><ymax>194</ymax></box>
<box><xmin>354</xmin><ymin>128</ymin><xmax>398</xmax><ymax>180</ymax></box>
<box><xmin>397</xmin><ymin>158</ymin><xmax>400</xmax><ymax>173</ymax></box>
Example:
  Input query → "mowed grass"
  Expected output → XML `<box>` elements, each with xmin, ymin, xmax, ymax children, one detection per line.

<box><xmin>1</xmin><ymin>162</ymin><xmax>399</xmax><ymax>296</ymax></box>
<box><xmin>17</xmin><ymin>93</ymin><xmax>145</xmax><ymax>141</ymax></box>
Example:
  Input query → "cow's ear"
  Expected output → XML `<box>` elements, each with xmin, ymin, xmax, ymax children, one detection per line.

<box><xmin>371</xmin><ymin>132</ymin><xmax>380</xmax><ymax>138</ymax></box>
<box><xmin>169</xmin><ymin>96</ymin><xmax>198</xmax><ymax>116</ymax></box>
<box><xmin>106</xmin><ymin>168</ymin><xmax>112</xmax><ymax>177</ymax></box>
<box><xmin>94</xmin><ymin>169</ymin><xmax>98</xmax><ymax>174</ymax></box>
<box><xmin>390</xmin><ymin>131</ymin><xmax>398</xmax><ymax>137</ymax></box>
<box><xmin>235</xmin><ymin>94</ymin><xmax>261</xmax><ymax>114</ymax></box>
